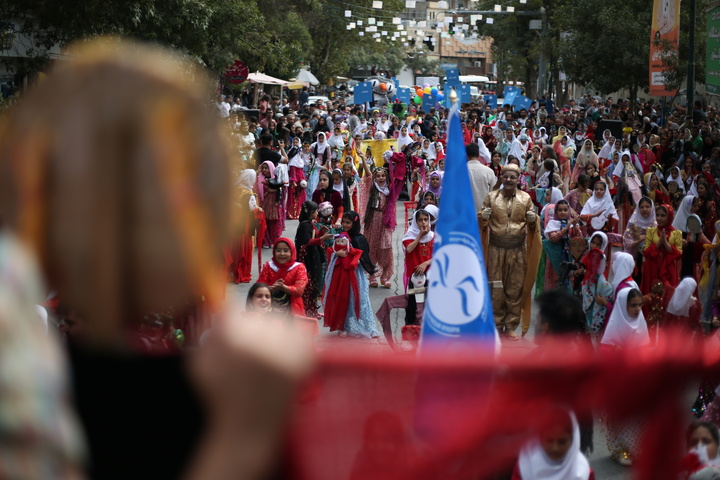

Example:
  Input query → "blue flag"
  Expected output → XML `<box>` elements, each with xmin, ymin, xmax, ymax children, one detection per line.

<box><xmin>420</xmin><ymin>108</ymin><xmax>497</xmax><ymax>350</ymax></box>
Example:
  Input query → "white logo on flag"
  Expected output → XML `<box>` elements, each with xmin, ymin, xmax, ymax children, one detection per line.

<box><xmin>427</xmin><ymin>244</ymin><xmax>484</xmax><ymax>325</ymax></box>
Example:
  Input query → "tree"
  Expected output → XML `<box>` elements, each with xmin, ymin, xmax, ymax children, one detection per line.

<box><xmin>0</xmin><ymin>0</ymin><xmax>302</xmax><ymax>76</ymax></box>
<box><xmin>299</xmin><ymin>0</ymin><xmax>405</xmax><ymax>83</ymax></box>
<box><xmin>555</xmin><ymin>0</ymin><xmax>652</xmax><ymax>105</ymax></box>
<box><xmin>480</xmin><ymin>4</ymin><xmax>543</xmax><ymax>99</ymax></box>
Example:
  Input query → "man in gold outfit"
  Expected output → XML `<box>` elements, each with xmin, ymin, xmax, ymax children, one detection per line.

<box><xmin>479</xmin><ymin>164</ymin><xmax>541</xmax><ymax>340</ymax></box>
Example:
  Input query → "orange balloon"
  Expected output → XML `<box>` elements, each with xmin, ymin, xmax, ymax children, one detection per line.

<box><xmin>379</xmin><ymin>83</ymin><xmax>387</xmax><ymax>92</ymax></box>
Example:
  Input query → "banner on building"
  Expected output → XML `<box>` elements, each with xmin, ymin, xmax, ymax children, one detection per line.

<box><xmin>707</xmin><ymin>4</ymin><xmax>720</xmax><ymax>95</ymax></box>
<box><xmin>649</xmin><ymin>0</ymin><xmax>680</xmax><ymax>96</ymax></box>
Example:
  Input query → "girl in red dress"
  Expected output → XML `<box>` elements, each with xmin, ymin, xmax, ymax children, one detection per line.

<box><xmin>402</xmin><ymin>209</ymin><xmax>435</xmax><ymax>325</ymax></box>
<box><xmin>641</xmin><ymin>204</ymin><xmax>682</xmax><ymax>293</ymax></box>
<box><xmin>257</xmin><ymin>237</ymin><xmax>308</xmax><ymax>316</ymax></box>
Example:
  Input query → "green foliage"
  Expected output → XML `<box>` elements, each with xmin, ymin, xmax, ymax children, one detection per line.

<box><xmin>555</xmin><ymin>0</ymin><xmax>651</xmax><ymax>97</ymax></box>
<box><xmin>299</xmin><ymin>0</ymin><xmax>405</xmax><ymax>83</ymax></box>
<box><xmin>0</xmin><ymin>0</ymin><xmax>309</xmax><ymax>75</ymax></box>
<box><xmin>481</xmin><ymin>1</ymin><xmax>542</xmax><ymax>97</ymax></box>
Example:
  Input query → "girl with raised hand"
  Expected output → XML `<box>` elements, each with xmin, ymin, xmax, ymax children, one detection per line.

<box><xmin>360</xmin><ymin>150</ymin><xmax>399</xmax><ymax>288</ymax></box>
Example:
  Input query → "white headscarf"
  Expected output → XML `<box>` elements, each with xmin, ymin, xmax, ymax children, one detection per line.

<box><xmin>312</xmin><ymin>133</ymin><xmax>328</xmax><ymax>155</ymax></box>
<box><xmin>402</xmin><ymin>209</ymin><xmax>435</xmax><ymax>244</ymax></box>
<box><xmin>518</xmin><ymin>411</ymin><xmax>591</xmax><ymax>480</ymax></box>
<box><xmin>581</xmin><ymin>182</ymin><xmax>618</xmax><ymax>220</ymax></box>
<box><xmin>673</xmin><ymin>195</ymin><xmax>695</xmax><ymax>232</ymax></box>
<box><xmin>424</xmin><ymin>204</ymin><xmax>439</xmax><ymax>225</ymax></box>
<box><xmin>477</xmin><ymin>137</ymin><xmax>493</xmax><ymax>165</ymax></box>
<box><xmin>422</xmin><ymin>140</ymin><xmax>437</xmax><ymax>160</ymax></box>
<box><xmin>508</xmin><ymin>134</ymin><xmax>527</xmax><ymax>166</ymax></box>
<box><xmin>588</xmin><ymin>231</ymin><xmax>609</xmax><ymax>252</ymax></box>
<box><xmin>331</xmin><ymin>169</ymin><xmax>345</xmax><ymax>197</ymax></box>
<box><xmin>540</xmin><ymin>188</ymin><xmax>565</xmax><ymax>224</ymax></box>
<box><xmin>666</xmin><ymin>167</ymin><xmax>686</xmax><ymax>192</ymax></box>
<box><xmin>667</xmin><ymin>277</ymin><xmax>697</xmax><ymax>317</ymax></box>
<box><xmin>611</xmin><ymin>252</ymin><xmax>638</xmax><ymax>293</ymax></box>
<box><xmin>627</xmin><ymin>197</ymin><xmax>657</xmax><ymax>230</ymax></box>
<box><xmin>236</xmin><ymin>169</ymin><xmax>256</xmax><ymax>191</ymax></box>
<box><xmin>288</xmin><ymin>140</ymin><xmax>305</xmax><ymax>168</ymax></box>
<box><xmin>613</xmin><ymin>151</ymin><xmax>643</xmax><ymax>178</ymax></box>
<box><xmin>598</xmin><ymin>137</ymin><xmax>614</xmax><ymax>160</ymax></box>
<box><xmin>398</xmin><ymin>129</ymin><xmax>413</xmax><ymax>149</ymax></box>
<box><xmin>575</xmin><ymin>139</ymin><xmax>598</xmax><ymax>167</ymax></box>
<box><xmin>601</xmin><ymin>287</ymin><xmax>649</xmax><ymax>347</ymax></box>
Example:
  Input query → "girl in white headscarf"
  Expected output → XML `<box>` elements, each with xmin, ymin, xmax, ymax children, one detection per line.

<box><xmin>514</xmin><ymin>409</ymin><xmax>593</xmax><ymax>480</ymax></box>
<box><xmin>571</xmin><ymin>139</ymin><xmax>599</xmax><ymax>184</ymax></box>
<box><xmin>601</xmin><ymin>287</ymin><xmax>649</xmax><ymax>348</ymax></box>
<box><xmin>600</xmin><ymin>287</ymin><xmax>648</xmax><ymax>467</ymax></box>
<box><xmin>580</xmin><ymin>181</ymin><xmax>620</xmax><ymax>241</ymax></box>
<box><xmin>664</xmin><ymin>277</ymin><xmax>701</xmax><ymax>333</ymax></box>
<box><xmin>673</xmin><ymin>195</ymin><xmax>697</xmax><ymax>232</ymax></box>
<box><xmin>603</xmin><ymin>251</ymin><xmax>639</xmax><ymax>326</ymax></box>
<box><xmin>622</xmin><ymin>197</ymin><xmax>656</xmax><ymax>260</ymax></box>
<box><xmin>397</xmin><ymin>126</ymin><xmax>413</xmax><ymax>150</ymax></box>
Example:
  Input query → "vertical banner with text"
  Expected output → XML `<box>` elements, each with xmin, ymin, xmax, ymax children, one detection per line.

<box><xmin>707</xmin><ymin>5</ymin><xmax>720</xmax><ymax>95</ymax></box>
<box><xmin>649</xmin><ymin>0</ymin><xmax>680</xmax><ymax>96</ymax></box>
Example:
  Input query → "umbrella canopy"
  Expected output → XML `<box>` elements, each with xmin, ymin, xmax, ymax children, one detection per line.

<box><xmin>287</xmin><ymin>81</ymin><xmax>309</xmax><ymax>90</ymax></box>
<box><xmin>296</xmin><ymin>68</ymin><xmax>319</xmax><ymax>86</ymax></box>
<box><xmin>247</xmin><ymin>72</ymin><xmax>289</xmax><ymax>85</ymax></box>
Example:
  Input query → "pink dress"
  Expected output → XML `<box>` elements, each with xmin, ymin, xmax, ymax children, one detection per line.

<box><xmin>362</xmin><ymin>175</ymin><xmax>394</xmax><ymax>283</ymax></box>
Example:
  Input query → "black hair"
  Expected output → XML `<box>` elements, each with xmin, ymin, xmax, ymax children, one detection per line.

<box><xmin>688</xmin><ymin>421</ymin><xmax>720</xmax><ymax>446</ymax></box>
<box><xmin>298</xmin><ymin>200</ymin><xmax>318</xmax><ymax>223</ymax></box>
<box><xmin>466</xmin><ymin>142</ymin><xmax>480</xmax><ymax>158</ymax></box>
<box><xmin>260</xmin><ymin>133</ymin><xmax>273</xmax><ymax>146</ymax></box>
<box><xmin>246</xmin><ymin>283</ymin><xmax>271</xmax><ymax>310</ymax></box>
<box><xmin>415</xmin><ymin>208</ymin><xmax>430</xmax><ymax>221</ymax></box>
<box><xmin>626</xmin><ymin>288</ymin><xmax>642</xmax><ymax>304</ymax></box>
<box><xmin>638</xmin><ymin>196</ymin><xmax>653</xmax><ymax>208</ymax></box>
<box><xmin>535</xmin><ymin>289</ymin><xmax>585</xmax><ymax>335</ymax></box>
<box><xmin>577</xmin><ymin>174</ymin><xmax>590</xmax><ymax>188</ymax></box>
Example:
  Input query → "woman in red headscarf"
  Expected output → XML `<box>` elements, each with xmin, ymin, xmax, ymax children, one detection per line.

<box><xmin>257</xmin><ymin>237</ymin><xmax>308</xmax><ymax>315</ymax></box>
<box><xmin>641</xmin><ymin>204</ymin><xmax>682</xmax><ymax>294</ymax></box>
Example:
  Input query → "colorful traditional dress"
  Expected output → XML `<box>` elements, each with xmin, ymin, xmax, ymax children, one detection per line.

<box><xmin>257</xmin><ymin>238</ymin><xmax>308</xmax><ymax>316</ymax></box>
<box><xmin>322</xmin><ymin>236</ymin><xmax>380</xmax><ymax>338</ymax></box>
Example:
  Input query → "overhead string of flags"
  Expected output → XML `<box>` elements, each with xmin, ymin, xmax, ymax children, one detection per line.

<box><xmin>321</xmin><ymin>0</ymin><xmax>527</xmax><ymax>47</ymax></box>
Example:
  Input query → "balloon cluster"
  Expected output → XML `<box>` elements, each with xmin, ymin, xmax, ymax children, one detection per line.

<box><xmin>412</xmin><ymin>84</ymin><xmax>443</xmax><ymax>104</ymax></box>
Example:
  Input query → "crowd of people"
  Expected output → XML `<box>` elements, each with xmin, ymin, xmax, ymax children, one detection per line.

<box><xmin>218</xmin><ymin>88</ymin><xmax>720</xmax><ymax>474</ymax></box>
<box><xmin>2</xmin><ymin>34</ymin><xmax>720</xmax><ymax>478</ymax></box>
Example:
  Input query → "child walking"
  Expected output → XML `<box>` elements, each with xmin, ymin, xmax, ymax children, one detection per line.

<box><xmin>322</xmin><ymin>233</ymin><xmax>380</xmax><ymax>338</ymax></box>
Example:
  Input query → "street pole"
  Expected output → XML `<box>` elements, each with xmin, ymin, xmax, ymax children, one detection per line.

<box><xmin>537</xmin><ymin>8</ymin><xmax>548</xmax><ymax>97</ymax></box>
<box><xmin>687</xmin><ymin>0</ymin><xmax>696</xmax><ymax>117</ymax></box>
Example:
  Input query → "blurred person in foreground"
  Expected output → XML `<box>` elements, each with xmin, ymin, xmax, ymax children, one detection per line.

<box><xmin>0</xmin><ymin>38</ymin><xmax>312</xmax><ymax>480</ymax></box>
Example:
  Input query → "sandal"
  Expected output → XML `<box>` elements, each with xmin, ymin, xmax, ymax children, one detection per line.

<box><xmin>505</xmin><ymin>331</ymin><xmax>519</xmax><ymax>341</ymax></box>
<box><xmin>383</xmin><ymin>282</ymin><xmax>392</xmax><ymax>288</ymax></box>
<box><xmin>370</xmin><ymin>282</ymin><xmax>379</xmax><ymax>288</ymax></box>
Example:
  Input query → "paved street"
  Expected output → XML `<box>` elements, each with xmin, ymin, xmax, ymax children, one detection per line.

<box><xmin>226</xmin><ymin>201</ymin><xmax>685</xmax><ymax>479</ymax></box>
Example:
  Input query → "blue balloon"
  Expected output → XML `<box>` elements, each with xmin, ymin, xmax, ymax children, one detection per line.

<box><xmin>436</xmin><ymin>93</ymin><xmax>444</xmax><ymax>101</ymax></box>
<box><xmin>431</xmin><ymin>87</ymin><xmax>438</xmax><ymax>95</ymax></box>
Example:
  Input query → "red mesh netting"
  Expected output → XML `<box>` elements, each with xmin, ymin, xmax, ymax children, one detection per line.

<box><xmin>288</xmin><ymin>332</ymin><xmax>720</xmax><ymax>480</ymax></box>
